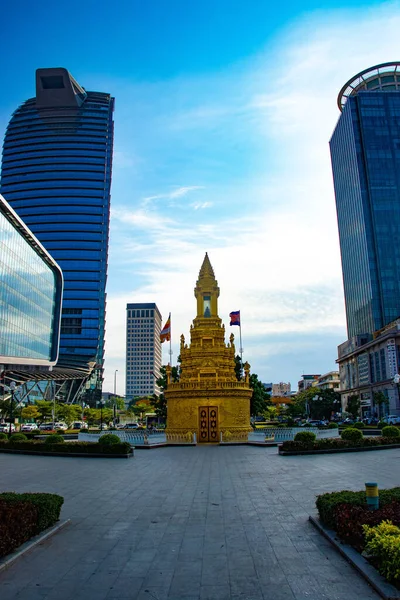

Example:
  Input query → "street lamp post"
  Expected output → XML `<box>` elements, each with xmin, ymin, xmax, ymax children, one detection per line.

<box><xmin>114</xmin><ymin>369</ymin><xmax>118</xmax><ymax>397</ymax></box>
<box><xmin>393</xmin><ymin>374</ymin><xmax>400</xmax><ymax>411</ymax></box>
<box><xmin>113</xmin><ymin>370</ymin><xmax>118</xmax><ymax>427</ymax></box>
<box><xmin>100</xmin><ymin>400</ymin><xmax>105</xmax><ymax>431</ymax></box>
<box><xmin>9</xmin><ymin>381</ymin><xmax>16</xmax><ymax>436</ymax></box>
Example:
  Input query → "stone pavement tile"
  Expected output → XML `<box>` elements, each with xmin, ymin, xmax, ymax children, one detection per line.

<box><xmin>133</xmin><ymin>587</ymin><xmax>170</xmax><ymax>600</ymax></box>
<box><xmin>202</xmin><ymin>540</ymin><xmax>227</xmax><ymax>555</ymax></box>
<box><xmin>168</xmin><ymin>576</ymin><xmax>201</xmax><ymax>597</ymax></box>
<box><xmin>200</xmin><ymin>584</ymin><xmax>231</xmax><ymax>599</ymax></box>
<box><xmin>106</xmin><ymin>576</ymin><xmax>144</xmax><ymax>598</ymax></box>
<box><xmin>261</xmin><ymin>582</ymin><xmax>296</xmax><ymax>600</ymax></box>
<box><xmin>143</xmin><ymin>569</ymin><xmax>174</xmax><ymax>588</ymax></box>
<box><xmin>286</xmin><ymin>573</ymin><xmax>329</xmax><ymax>600</ymax></box>
<box><xmin>201</xmin><ymin>554</ymin><xmax>229</xmax><ymax>585</ymax></box>
<box><xmin>122</xmin><ymin>559</ymin><xmax>153</xmax><ymax>578</ymax></box>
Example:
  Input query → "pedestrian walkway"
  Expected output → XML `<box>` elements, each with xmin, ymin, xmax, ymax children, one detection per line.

<box><xmin>1</xmin><ymin>445</ymin><xmax>397</xmax><ymax>600</ymax></box>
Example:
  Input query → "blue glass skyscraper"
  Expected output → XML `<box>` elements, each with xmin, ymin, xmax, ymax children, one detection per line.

<box><xmin>0</xmin><ymin>68</ymin><xmax>114</xmax><ymax>392</ymax></box>
<box><xmin>330</xmin><ymin>63</ymin><xmax>400</xmax><ymax>338</ymax></box>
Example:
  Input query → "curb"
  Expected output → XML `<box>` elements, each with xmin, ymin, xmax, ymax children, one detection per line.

<box><xmin>279</xmin><ymin>444</ymin><xmax>400</xmax><ymax>455</ymax></box>
<box><xmin>309</xmin><ymin>516</ymin><xmax>400</xmax><ymax>600</ymax></box>
<box><xmin>0</xmin><ymin>449</ymin><xmax>133</xmax><ymax>458</ymax></box>
<box><xmin>0</xmin><ymin>519</ymin><xmax>71</xmax><ymax>574</ymax></box>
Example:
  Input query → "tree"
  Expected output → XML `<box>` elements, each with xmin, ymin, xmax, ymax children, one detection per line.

<box><xmin>263</xmin><ymin>406</ymin><xmax>278</xmax><ymax>421</ymax></box>
<box><xmin>287</xmin><ymin>387</ymin><xmax>317</xmax><ymax>418</ymax></box>
<box><xmin>346</xmin><ymin>395</ymin><xmax>361</xmax><ymax>419</ymax></box>
<box><xmin>249</xmin><ymin>373</ymin><xmax>271</xmax><ymax>417</ymax></box>
<box><xmin>21</xmin><ymin>406</ymin><xmax>40</xmax><ymax>422</ymax></box>
<box><xmin>310</xmin><ymin>389</ymin><xmax>341</xmax><ymax>420</ymax></box>
<box><xmin>373</xmin><ymin>391</ymin><xmax>389</xmax><ymax>417</ymax></box>
<box><xmin>83</xmin><ymin>407</ymin><xmax>113</xmax><ymax>426</ymax></box>
<box><xmin>234</xmin><ymin>355</ymin><xmax>242</xmax><ymax>381</ymax></box>
<box><xmin>149</xmin><ymin>365</ymin><xmax>180</xmax><ymax>422</ymax></box>
<box><xmin>35</xmin><ymin>400</ymin><xmax>53</xmax><ymax>422</ymax></box>
<box><xmin>56</xmin><ymin>403</ymin><xmax>82</xmax><ymax>426</ymax></box>
<box><xmin>104</xmin><ymin>397</ymin><xmax>125</xmax><ymax>410</ymax></box>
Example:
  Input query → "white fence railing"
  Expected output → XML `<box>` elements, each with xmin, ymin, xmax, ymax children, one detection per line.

<box><xmin>79</xmin><ymin>430</ymin><xmax>196</xmax><ymax>446</ymax></box>
<box><xmin>244</xmin><ymin>427</ymin><xmax>339</xmax><ymax>444</ymax></box>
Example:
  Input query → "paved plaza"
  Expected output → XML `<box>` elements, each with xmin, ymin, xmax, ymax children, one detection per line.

<box><xmin>0</xmin><ymin>445</ymin><xmax>399</xmax><ymax>600</ymax></box>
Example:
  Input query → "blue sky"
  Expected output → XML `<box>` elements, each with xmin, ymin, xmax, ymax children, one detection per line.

<box><xmin>1</xmin><ymin>0</ymin><xmax>399</xmax><ymax>394</ymax></box>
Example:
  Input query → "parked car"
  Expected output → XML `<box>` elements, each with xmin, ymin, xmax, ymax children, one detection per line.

<box><xmin>124</xmin><ymin>423</ymin><xmax>139</xmax><ymax>430</ymax></box>
<box><xmin>72</xmin><ymin>421</ymin><xmax>88</xmax><ymax>430</ymax></box>
<box><xmin>383</xmin><ymin>415</ymin><xmax>400</xmax><ymax>425</ymax></box>
<box><xmin>21</xmin><ymin>424</ymin><xmax>38</xmax><ymax>432</ymax></box>
<box><xmin>54</xmin><ymin>422</ymin><xmax>68</xmax><ymax>431</ymax></box>
<box><xmin>0</xmin><ymin>423</ymin><xmax>16</xmax><ymax>433</ymax></box>
<box><xmin>39</xmin><ymin>423</ymin><xmax>54</xmax><ymax>431</ymax></box>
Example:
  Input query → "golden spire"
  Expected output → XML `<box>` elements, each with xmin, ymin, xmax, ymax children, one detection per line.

<box><xmin>198</xmin><ymin>252</ymin><xmax>215</xmax><ymax>281</ymax></box>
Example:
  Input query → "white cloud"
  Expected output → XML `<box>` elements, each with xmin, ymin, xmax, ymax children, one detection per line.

<box><xmin>103</xmin><ymin>4</ymin><xmax>400</xmax><ymax>393</ymax></box>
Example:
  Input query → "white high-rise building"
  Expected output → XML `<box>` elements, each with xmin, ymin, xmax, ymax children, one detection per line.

<box><xmin>126</xmin><ymin>303</ymin><xmax>162</xmax><ymax>401</ymax></box>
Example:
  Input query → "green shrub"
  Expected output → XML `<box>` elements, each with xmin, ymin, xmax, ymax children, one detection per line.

<box><xmin>286</xmin><ymin>417</ymin><xmax>295</xmax><ymax>427</ymax></box>
<box><xmin>363</xmin><ymin>521</ymin><xmax>400</xmax><ymax>583</ymax></box>
<box><xmin>341</xmin><ymin>427</ymin><xmax>363</xmax><ymax>441</ymax></box>
<box><xmin>294</xmin><ymin>431</ymin><xmax>316</xmax><ymax>443</ymax></box>
<box><xmin>10</xmin><ymin>433</ymin><xmax>27</xmax><ymax>441</ymax></box>
<box><xmin>382</xmin><ymin>426</ymin><xmax>400</xmax><ymax>438</ymax></box>
<box><xmin>0</xmin><ymin>499</ymin><xmax>38</xmax><ymax>558</ymax></box>
<box><xmin>378</xmin><ymin>421</ymin><xmax>386</xmax><ymax>429</ymax></box>
<box><xmin>0</xmin><ymin>492</ymin><xmax>64</xmax><ymax>557</ymax></box>
<box><xmin>44</xmin><ymin>434</ymin><xmax>65</xmax><ymax>444</ymax></box>
<box><xmin>353</xmin><ymin>422</ymin><xmax>364</xmax><ymax>429</ymax></box>
<box><xmin>98</xmin><ymin>433</ymin><xmax>120</xmax><ymax>445</ymax></box>
<box><xmin>0</xmin><ymin>439</ymin><xmax>132</xmax><ymax>455</ymax></box>
<box><xmin>335</xmin><ymin>501</ymin><xmax>400</xmax><ymax>551</ymax></box>
<box><xmin>328</xmin><ymin>422</ymin><xmax>338</xmax><ymax>428</ymax></box>
<box><xmin>0</xmin><ymin>433</ymin><xmax>8</xmax><ymax>440</ymax></box>
<box><xmin>316</xmin><ymin>487</ymin><xmax>400</xmax><ymax>529</ymax></box>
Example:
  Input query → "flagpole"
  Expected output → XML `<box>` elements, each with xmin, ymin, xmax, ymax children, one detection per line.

<box><xmin>239</xmin><ymin>319</ymin><xmax>243</xmax><ymax>375</ymax></box>
<box><xmin>168</xmin><ymin>312</ymin><xmax>172</xmax><ymax>366</ymax></box>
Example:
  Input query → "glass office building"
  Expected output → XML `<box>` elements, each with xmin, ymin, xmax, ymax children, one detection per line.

<box><xmin>0</xmin><ymin>68</ymin><xmax>114</xmax><ymax>383</ymax></box>
<box><xmin>0</xmin><ymin>193</ymin><xmax>63</xmax><ymax>366</ymax></box>
<box><xmin>330</xmin><ymin>63</ymin><xmax>400</xmax><ymax>338</ymax></box>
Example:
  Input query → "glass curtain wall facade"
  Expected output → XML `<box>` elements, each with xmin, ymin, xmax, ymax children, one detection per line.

<box><xmin>0</xmin><ymin>68</ymin><xmax>114</xmax><ymax>383</ymax></box>
<box><xmin>0</xmin><ymin>194</ymin><xmax>62</xmax><ymax>366</ymax></box>
<box><xmin>126</xmin><ymin>303</ymin><xmax>162</xmax><ymax>401</ymax></box>
<box><xmin>331</xmin><ymin>65</ymin><xmax>400</xmax><ymax>338</ymax></box>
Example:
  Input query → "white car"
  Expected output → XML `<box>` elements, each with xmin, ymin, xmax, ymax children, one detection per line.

<box><xmin>54</xmin><ymin>422</ymin><xmax>68</xmax><ymax>431</ymax></box>
<box><xmin>383</xmin><ymin>415</ymin><xmax>400</xmax><ymax>425</ymax></box>
<box><xmin>72</xmin><ymin>421</ymin><xmax>88</xmax><ymax>430</ymax></box>
<box><xmin>21</xmin><ymin>424</ymin><xmax>38</xmax><ymax>432</ymax></box>
<box><xmin>0</xmin><ymin>423</ymin><xmax>16</xmax><ymax>433</ymax></box>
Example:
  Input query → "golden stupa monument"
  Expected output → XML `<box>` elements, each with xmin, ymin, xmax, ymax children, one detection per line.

<box><xmin>165</xmin><ymin>253</ymin><xmax>252</xmax><ymax>443</ymax></box>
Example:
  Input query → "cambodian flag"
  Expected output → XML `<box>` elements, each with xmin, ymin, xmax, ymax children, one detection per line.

<box><xmin>229</xmin><ymin>311</ymin><xmax>241</xmax><ymax>326</ymax></box>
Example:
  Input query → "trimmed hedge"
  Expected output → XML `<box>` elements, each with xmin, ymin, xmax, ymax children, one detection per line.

<box><xmin>341</xmin><ymin>427</ymin><xmax>363</xmax><ymax>441</ymax></box>
<box><xmin>352</xmin><ymin>422</ymin><xmax>364</xmax><ymax>429</ymax></box>
<box><xmin>0</xmin><ymin>432</ymin><xmax>7</xmax><ymax>440</ymax></box>
<box><xmin>335</xmin><ymin>501</ymin><xmax>400</xmax><ymax>552</ymax></box>
<box><xmin>280</xmin><ymin>436</ymin><xmax>400</xmax><ymax>453</ymax></box>
<box><xmin>10</xmin><ymin>433</ymin><xmax>28</xmax><ymax>441</ymax></box>
<box><xmin>294</xmin><ymin>431</ymin><xmax>316</xmax><ymax>443</ymax></box>
<box><xmin>0</xmin><ymin>492</ymin><xmax>64</xmax><ymax>558</ymax></box>
<box><xmin>44</xmin><ymin>434</ymin><xmax>65</xmax><ymax>444</ymax></box>
<box><xmin>98</xmin><ymin>434</ymin><xmax>120</xmax><ymax>445</ymax></box>
<box><xmin>382</xmin><ymin>426</ymin><xmax>400</xmax><ymax>438</ymax></box>
<box><xmin>0</xmin><ymin>440</ymin><xmax>132</xmax><ymax>455</ymax></box>
<box><xmin>316</xmin><ymin>487</ymin><xmax>400</xmax><ymax>529</ymax></box>
<box><xmin>327</xmin><ymin>422</ymin><xmax>338</xmax><ymax>429</ymax></box>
